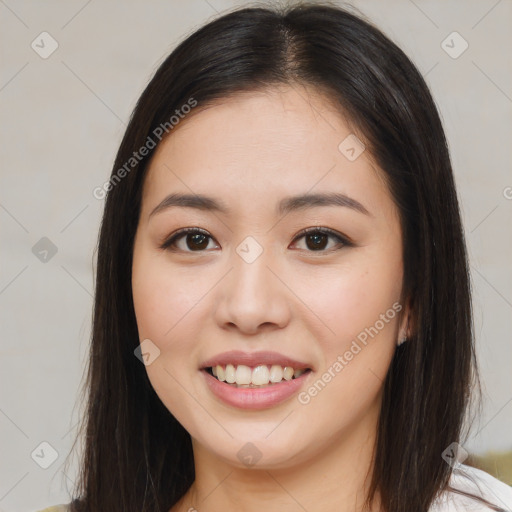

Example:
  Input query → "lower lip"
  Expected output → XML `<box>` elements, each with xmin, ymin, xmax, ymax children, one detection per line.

<box><xmin>202</xmin><ymin>369</ymin><xmax>311</xmax><ymax>410</ymax></box>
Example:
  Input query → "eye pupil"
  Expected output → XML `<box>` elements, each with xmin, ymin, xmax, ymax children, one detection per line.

<box><xmin>306</xmin><ymin>233</ymin><xmax>328</xmax><ymax>251</ymax></box>
<box><xmin>187</xmin><ymin>233</ymin><xmax>209</xmax><ymax>250</ymax></box>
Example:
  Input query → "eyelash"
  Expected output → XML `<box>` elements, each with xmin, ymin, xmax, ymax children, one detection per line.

<box><xmin>159</xmin><ymin>226</ymin><xmax>353</xmax><ymax>253</ymax></box>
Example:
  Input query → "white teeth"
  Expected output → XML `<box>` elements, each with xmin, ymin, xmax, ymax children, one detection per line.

<box><xmin>269</xmin><ymin>364</ymin><xmax>283</xmax><ymax>383</ymax></box>
<box><xmin>209</xmin><ymin>364</ymin><xmax>308</xmax><ymax>387</ymax></box>
<box><xmin>225</xmin><ymin>364</ymin><xmax>236</xmax><ymax>383</ymax></box>
<box><xmin>252</xmin><ymin>365</ymin><xmax>270</xmax><ymax>385</ymax></box>
<box><xmin>283</xmin><ymin>366</ymin><xmax>294</xmax><ymax>381</ymax></box>
<box><xmin>235</xmin><ymin>364</ymin><xmax>252</xmax><ymax>385</ymax></box>
<box><xmin>216</xmin><ymin>365</ymin><xmax>225</xmax><ymax>381</ymax></box>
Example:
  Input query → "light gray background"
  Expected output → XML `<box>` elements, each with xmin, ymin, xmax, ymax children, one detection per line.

<box><xmin>1</xmin><ymin>1</ymin><xmax>511</xmax><ymax>510</ymax></box>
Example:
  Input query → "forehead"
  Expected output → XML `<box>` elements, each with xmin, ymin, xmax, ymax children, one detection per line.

<box><xmin>141</xmin><ymin>85</ymin><xmax>392</xmax><ymax>218</ymax></box>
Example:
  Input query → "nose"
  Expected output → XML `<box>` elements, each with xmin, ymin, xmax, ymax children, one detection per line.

<box><xmin>213</xmin><ymin>241</ymin><xmax>291</xmax><ymax>335</ymax></box>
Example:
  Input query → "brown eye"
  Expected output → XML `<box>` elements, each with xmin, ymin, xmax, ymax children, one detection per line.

<box><xmin>161</xmin><ymin>227</ymin><xmax>351</xmax><ymax>253</ymax></box>
<box><xmin>305</xmin><ymin>232</ymin><xmax>329</xmax><ymax>251</ymax></box>
<box><xmin>292</xmin><ymin>228</ymin><xmax>351</xmax><ymax>252</ymax></box>
<box><xmin>184</xmin><ymin>232</ymin><xmax>210</xmax><ymax>251</ymax></box>
<box><xmin>160</xmin><ymin>228</ymin><xmax>217</xmax><ymax>252</ymax></box>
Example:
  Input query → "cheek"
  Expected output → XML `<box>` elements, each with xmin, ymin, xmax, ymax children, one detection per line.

<box><xmin>131</xmin><ymin>246</ymin><xmax>204</xmax><ymax>419</ymax></box>
<box><xmin>132</xmin><ymin>245</ymin><xmax>208</xmax><ymax>341</ymax></box>
<box><xmin>294</xmin><ymin>255</ymin><xmax>402</xmax><ymax>346</ymax></box>
<box><xmin>131</xmin><ymin>250</ymin><xmax>198</xmax><ymax>405</ymax></box>
<box><xmin>293</xmin><ymin>260</ymin><xmax>401</xmax><ymax>422</ymax></box>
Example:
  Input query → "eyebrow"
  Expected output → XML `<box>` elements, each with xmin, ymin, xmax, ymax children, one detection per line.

<box><xmin>277</xmin><ymin>192</ymin><xmax>370</xmax><ymax>217</ymax></box>
<box><xmin>149</xmin><ymin>192</ymin><xmax>371</xmax><ymax>218</ymax></box>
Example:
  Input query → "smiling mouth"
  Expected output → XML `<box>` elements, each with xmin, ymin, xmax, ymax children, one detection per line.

<box><xmin>205</xmin><ymin>364</ymin><xmax>312</xmax><ymax>388</ymax></box>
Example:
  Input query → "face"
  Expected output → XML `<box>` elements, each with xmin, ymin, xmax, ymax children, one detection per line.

<box><xmin>131</xmin><ymin>85</ymin><xmax>406</xmax><ymax>470</ymax></box>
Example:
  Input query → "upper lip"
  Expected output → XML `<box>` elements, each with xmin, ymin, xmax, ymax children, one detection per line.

<box><xmin>200</xmin><ymin>350</ymin><xmax>313</xmax><ymax>371</ymax></box>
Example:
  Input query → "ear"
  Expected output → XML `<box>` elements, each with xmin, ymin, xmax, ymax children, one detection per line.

<box><xmin>397</xmin><ymin>296</ymin><xmax>414</xmax><ymax>346</ymax></box>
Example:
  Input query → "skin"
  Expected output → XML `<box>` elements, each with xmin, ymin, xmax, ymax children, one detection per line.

<box><xmin>131</xmin><ymin>84</ymin><xmax>410</xmax><ymax>512</ymax></box>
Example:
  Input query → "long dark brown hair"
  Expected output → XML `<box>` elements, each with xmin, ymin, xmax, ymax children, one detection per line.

<box><xmin>67</xmin><ymin>2</ymin><xmax>500</xmax><ymax>511</ymax></box>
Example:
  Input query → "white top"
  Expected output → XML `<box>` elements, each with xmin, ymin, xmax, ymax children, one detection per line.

<box><xmin>430</xmin><ymin>464</ymin><xmax>512</xmax><ymax>511</ymax></box>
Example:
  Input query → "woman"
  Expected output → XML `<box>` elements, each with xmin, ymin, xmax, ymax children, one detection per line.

<box><xmin>37</xmin><ymin>3</ymin><xmax>512</xmax><ymax>512</ymax></box>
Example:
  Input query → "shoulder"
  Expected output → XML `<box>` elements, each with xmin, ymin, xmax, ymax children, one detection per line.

<box><xmin>430</xmin><ymin>463</ymin><xmax>512</xmax><ymax>511</ymax></box>
<box><xmin>33</xmin><ymin>505</ymin><xmax>70</xmax><ymax>512</ymax></box>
